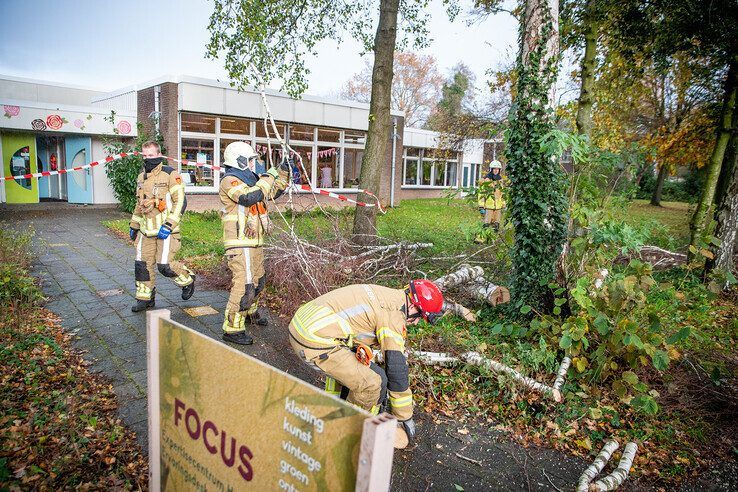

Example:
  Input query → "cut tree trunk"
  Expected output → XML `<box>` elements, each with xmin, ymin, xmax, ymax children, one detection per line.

<box><xmin>650</xmin><ymin>164</ymin><xmax>669</xmax><ymax>206</ymax></box>
<box><xmin>614</xmin><ymin>245</ymin><xmax>687</xmax><ymax>270</ymax></box>
<box><xmin>442</xmin><ymin>300</ymin><xmax>476</xmax><ymax>321</ymax></box>
<box><xmin>434</xmin><ymin>264</ymin><xmax>484</xmax><ymax>290</ymax></box>
<box><xmin>576</xmin><ymin>440</ymin><xmax>620</xmax><ymax>492</ymax></box>
<box><xmin>352</xmin><ymin>0</ymin><xmax>399</xmax><ymax>244</ymax></box>
<box><xmin>575</xmin><ymin>0</ymin><xmax>597</xmax><ymax>138</ymax></box>
<box><xmin>464</xmin><ymin>279</ymin><xmax>511</xmax><ymax>306</ymax></box>
<box><xmin>689</xmin><ymin>54</ymin><xmax>738</xmax><ymax>257</ymax></box>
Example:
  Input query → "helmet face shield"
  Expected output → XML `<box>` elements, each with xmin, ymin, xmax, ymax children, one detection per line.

<box><xmin>236</xmin><ymin>155</ymin><xmax>255</xmax><ymax>171</ymax></box>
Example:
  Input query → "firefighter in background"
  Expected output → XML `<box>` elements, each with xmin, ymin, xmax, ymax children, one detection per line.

<box><xmin>477</xmin><ymin>160</ymin><xmax>506</xmax><ymax>233</ymax></box>
<box><xmin>288</xmin><ymin>280</ymin><xmax>445</xmax><ymax>448</ymax></box>
<box><xmin>129</xmin><ymin>141</ymin><xmax>195</xmax><ymax>312</ymax></box>
<box><xmin>219</xmin><ymin>141</ymin><xmax>290</xmax><ymax>345</ymax></box>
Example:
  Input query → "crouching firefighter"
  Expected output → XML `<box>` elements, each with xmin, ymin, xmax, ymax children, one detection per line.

<box><xmin>129</xmin><ymin>141</ymin><xmax>195</xmax><ymax>312</ymax></box>
<box><xmin>288</xmin><ymin>280</ymin><xmax>445</xmax><ymax>449</ymax></box>
<box><xmin>219</xmin><ymin>141</ymin><xmax>290</xmax><ymax>345</ymax></box>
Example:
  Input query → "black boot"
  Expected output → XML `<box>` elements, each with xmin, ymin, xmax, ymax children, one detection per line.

<box><xmin>181</xmin><ymin>275</ymin><xmax>196</xmax><ymax>300</ymax></box>
<box><xmin>131</xmin><ymin>295</ymin><xmax>155</xmax><ymax>312</ymax></box>
<box><xmin>222</xmin><ymin>331</ymin><xmax>253</xmax><ymax>345</ymax></box>
<box><xmin>246</xmin><ymin>310</ymin><xmax>268</xmax><ymax>326</ymax></box>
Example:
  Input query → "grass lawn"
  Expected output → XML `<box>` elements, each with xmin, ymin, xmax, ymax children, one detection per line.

<box><xmin>617</xmin><ymin>199</ymin><xmax>693</xmax><ymax>250</ymax></box>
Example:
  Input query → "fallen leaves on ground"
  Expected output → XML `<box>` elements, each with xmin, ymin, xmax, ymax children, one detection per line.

<box><xmin>0</xmin><ymin>305</ymin><xmax>148</xmax><ymax>490</ymax></box>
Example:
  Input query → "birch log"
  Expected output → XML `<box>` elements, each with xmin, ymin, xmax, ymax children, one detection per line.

<box><xmin>553</xmin><ymin>357</ymin><xmax>571</xmax><ymax>391</ymax></box>
<box><xmin>576</xmin><ymin>440</ymin><xmax>620</xmax><ymax>492</ymax></box>
<box><xmin>434</xmin><ymin>264</ymin><xmax>484</xmax><ymax>290</ymax></box>
<box><xmin>465</xmin><ymin>279</ymin><xmax>511</xmax><ymax>306</ymax></box>
<box><xmin>590</xmin><ymin>442</ymin><xmax>638</xmax><ymax>491</ymax></box>
<box><xmin>411</xmin><ymin>350</ymin><xmax>561</xmax><ymax>402</ymax></box>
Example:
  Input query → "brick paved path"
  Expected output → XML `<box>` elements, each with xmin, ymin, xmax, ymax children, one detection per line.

<box><xmin>4</xmin><ymin>207</ymin><xmax>313</xmax><ymax>451</ymax></box>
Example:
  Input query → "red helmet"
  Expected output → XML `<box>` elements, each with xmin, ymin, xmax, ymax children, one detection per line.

<box><xmin>408</xmin><ymin>279</ymin><xmax>444</xmax><ymax>323</ymax></box>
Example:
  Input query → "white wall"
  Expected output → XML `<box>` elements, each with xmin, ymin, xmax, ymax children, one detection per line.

<box><xmin>0</xmin><ymin>75</ymin><xmax>105</xmax><ymax>106</ymax></box>
<box><xmin>91</xmin><ymin>138</ymin><xmax>119</xmax><ymax>204</ymax></box>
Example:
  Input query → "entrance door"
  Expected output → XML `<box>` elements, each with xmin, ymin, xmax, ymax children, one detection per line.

<box><xmin>65</xmin><ymin>136</ymin><xmax>92</xmax><ymax>204</ymax></box>
<box><xmin>2</xmin><ymin>133</ymin><xmax>38</xmax><ymax>203</ymax></box>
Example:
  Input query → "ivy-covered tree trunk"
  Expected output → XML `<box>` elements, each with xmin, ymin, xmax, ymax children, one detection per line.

<box><xmin>650</xmin><ymin>163</ymin><xmax>668</xmax><ymax>206</ymax></box>
<box><xmin>352</xmin><ymin>0</ymin><xmax>399</xmax><ymax>243</ymax></box>
<box><xmin>707</xmin><ymin>114</ymin><xmax>738</xmax><ymax>282</ymax></box>
<box><xmin>689</xmin><ymin>54</ymin><xmax>738</xmax><ymax>256</ymax></box>
<box><xmin>505</xmin><ymin>0</ymin><xmax>567</xmax><ymax>310</ymax></box>
<box><xmin>575</xmin><ymin>0</ymin><xmax>597</xmax><ymax>137</ymax></box>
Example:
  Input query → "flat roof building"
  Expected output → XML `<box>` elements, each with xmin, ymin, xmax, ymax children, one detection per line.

<box><xmin>1</xmin><ymin>74</ymin><xmax>501</xmax><ymax>208</ymax></box>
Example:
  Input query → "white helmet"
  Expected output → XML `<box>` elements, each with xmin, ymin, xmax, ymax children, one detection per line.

<box><xmin>224</xmin><ymin>141</ymin><xmax>258</xmax><ymax>170</ymax></box>
<box><xmin>489</xmin><ymin>160</ymin><xmax>503</xmax><ymax>170</ymax></box>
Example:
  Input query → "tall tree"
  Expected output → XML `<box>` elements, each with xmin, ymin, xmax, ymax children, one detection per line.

<box><xmin>341</xmin><ymin>52</ymin><xmax>443</xmax><ymax>128</ymax></box>
<box><xmin>505</xmin><ymin>0</ymin><xmax>568</xmax><ymax>309</ymax></box>
<box><xmin>206</xmin><ymin>0</ymin><xmax>441</xmax><ymax>240</ymax></box>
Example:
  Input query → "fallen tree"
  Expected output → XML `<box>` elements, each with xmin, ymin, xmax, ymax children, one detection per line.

<box><xmin>614</xmin><ymin>245</ymin><xmax>687</xmax><ymax>270</ymax></box>
<box><xmin>576</xmin><ymin>440</ymin><xmax>638</xmax><ymax>491</ymax></box>
<box><xmin>411</xmin><ymin>350</ymin><xmax>563</xmax><ymax>402</ymax></box>
<box><xmin>433</xmin><ymin>264</ymin><xmax>511</xmax><ymax>317</ymax></box>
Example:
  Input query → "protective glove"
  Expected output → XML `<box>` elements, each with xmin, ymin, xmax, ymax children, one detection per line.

<box><xmin>157</xmin><ymin>224</ymin><xmax>172</xmax><ymax>240</ymax></box>
<box><xmin>265</xmin><ymin>167</ymin><xmax>280</xmax><ymax>180</ymax></box>
<box><xmin>400</xmin><ymin>418</ymin><xmax>416</xmax><ymax>443</ymax></box>
<box><xmin>129</xmin><ymin>228</ymin><xmax>138</xmax><ymax>241</ymax></box>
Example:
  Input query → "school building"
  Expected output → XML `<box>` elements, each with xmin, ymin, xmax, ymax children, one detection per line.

<box><xmin>1</xmin><ymin>74</ymin><xmax>503</xmax><ymax>208</ymax></box>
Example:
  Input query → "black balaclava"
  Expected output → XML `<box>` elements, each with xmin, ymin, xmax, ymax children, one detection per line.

<box><xmin>144</xmin><ymin>157</ymin><xmax>165</xmax><ymax>173</ymax></box>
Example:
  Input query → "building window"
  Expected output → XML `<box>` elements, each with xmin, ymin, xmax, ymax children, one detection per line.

<box><xmin>344</xmin><ymin>130</ymin><xmax>366</xmax><ymax>145</ymax></box>
<box><xmin>181</xmin><ymin>112</ymin><xmax>216</xmax><ymax>133</ymax></box>
<box><xmin>318</xmin><ymin>128</ymin><xmax>340</xmax><ymax>143</ymax></box>
<box><xmin>181</xmin><ymin>138</ymin><xmax>215</xmax><ymax>188</ymax></box>
<box><xmin>343</xmin><ymin>148</ymin><xmax>363</xmax><ymax>188</ymax></box>
<box><xmin>289</xmin><ymin>124</ymin><xmax>315</xmax><ymax>142</ymax></box>
<box><xmin>402</xmin><ymin>147</ymin><xmax>459</xmax><ymax>188</ymax></box>
<box><xmin>220</xmin><ymin>117</ymin><xmax>255</xmax><ymax>136</ymax></box>
<box><xmin>446</xmin><ymin>161</ymin><xmax>458</xmax><ymax>187</ymax></box>
<box><xmin>315</xmin><ymin>146</ymin><xmax>339</xmax><ymax>188</ymax></box>
<box><xmin>255</xmin><ymin>121</ymin><xmax>286</xmax><ymax>139</ymax></box>
<box><xmin>289</xmin><ymin>146</ymin><xmax>312</xmax><ymax>185</ymax></box>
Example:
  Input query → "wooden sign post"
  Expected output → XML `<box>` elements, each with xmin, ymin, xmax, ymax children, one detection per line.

<box><xmin>146</xmin><ymin>310</ymin><xmax>395</xmax><ymax>492</ymax></box>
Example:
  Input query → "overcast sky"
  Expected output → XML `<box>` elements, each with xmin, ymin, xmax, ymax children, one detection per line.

<box><xmin>0</xmin><ymin>0</ymin><xmax>518</xmax><ymax>98</ymax></box>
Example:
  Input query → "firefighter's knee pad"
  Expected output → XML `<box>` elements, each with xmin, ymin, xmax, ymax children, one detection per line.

<box><xmin>239</xmin><ymin>284</ymin><xmax>256</xmax><ymax>312</ymax></box>
<box><xmin>385</xmin><ymin>350</ymin><xmax>410</xmax><ymax>392</ymax></box>
<box><xmin>157</xmin><ymin>263</ymin><xmax>177</xmax><ymax>278</ymax></box>
<box><xmin>135</xmin><ymin>261</ymin><xmax>150</xmax><ymax>281</ymax></box>
<box><xmin>369</xmin><ymin>362</ymin><xmax>388</xmax><ymax>405</ymax></box>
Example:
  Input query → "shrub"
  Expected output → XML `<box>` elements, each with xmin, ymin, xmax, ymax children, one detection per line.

<box><xmin>0</xmin><ymin>228</ymin><xmax>42</xmax><ymax>306</ymax></box>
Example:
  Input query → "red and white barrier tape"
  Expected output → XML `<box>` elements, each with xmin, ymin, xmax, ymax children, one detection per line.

<box><xmin>4</xmin><ymin>151</ymin><xmax>384</xmax><ymax>210</ymax></box>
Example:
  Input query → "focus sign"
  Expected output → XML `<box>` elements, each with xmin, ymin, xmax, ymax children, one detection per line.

<box><xmin>147</xmin><ymin>310</ymin><xmax>395</xmax><ymax>492</ymax></box>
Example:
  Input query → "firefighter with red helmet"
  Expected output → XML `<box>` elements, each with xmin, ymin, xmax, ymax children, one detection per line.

<box><xmin>288</xmin><ymin>280</ymin><xmax>444</xmax><ymax>448</ymax></box>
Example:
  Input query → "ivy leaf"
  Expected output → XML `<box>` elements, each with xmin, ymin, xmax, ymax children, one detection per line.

<box><xmin>554</xmin><ymin>298</ymin><xmax>567</xmax><ymax>306</ymax></box>
<box><xmin>632</xmin><ymin>395</ymin><xmax>659</xmax><ymax>415</ymax></box>
<box><xmin>491</xmin><ymin>323</ymin><xmax>503</xmax><ymax>335</ymax></box>
<box><xmin>622</xmin><ymin>371</ymin><xmax>639</xmax><ymax>386</ymax></box>
<box><xmin>520</xmin><ymin>305</ymin><xmax>532</xmax><ymax>314</ymax></box>
<box><xmin>651</xmin><ymin>350</ymin><xmax>670</xmax><ymax>371</ymax></box>
<box><xmin>559</xmin><ymin>334</ymin><xmax>572</xmax><ymax>349</ymax></box>
<box><xmin>666</xmin><ymin>327</ymin><xmax>691</xmax><ymax>345</ymax></box>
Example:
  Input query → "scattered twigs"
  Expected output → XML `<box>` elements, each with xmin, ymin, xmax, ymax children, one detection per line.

<box><xmin>455</xmin><ymin>452</ymin><xmax>483</xmax><ymax>466</ymax></box>
<box><xmin>614</xmin><ymin>245</ymin><xmax>687</xmax><ymax>270</ymax></box>
<box><xmin>410</xmin><ymin>350</ymin><xmax>562</xmax><ymax>402</ymax></box>
<box><xmin>442</xmin><ymin>300</ymin><xmax>477</xmax><ymax>321</ymax></box>
<box><xmin>590</xmin><ymin>442</ymin><xmax>638</xmax><ymax>491</ymax></box>
<box><xmin>552</xmin><ymin>357</ymin><xmax>571</xmax><ymax>391</ymax></box>
<box><xmin>576</xmin><ymin>440</ymin><xmax>620</xmax><ymax>492</ymax></box>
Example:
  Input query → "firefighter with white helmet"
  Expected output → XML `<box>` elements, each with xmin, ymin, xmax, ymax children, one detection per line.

<box><xmin>288</xmin><ymin>279</ymin><xmax>445</xmax><ymax>448</ymax></box>
<box><xmin>219</xmin><ymin>141</ymin><xmax>290</xmax><ymax>345</ymax></box>
<box><xmin>477</xmin><ymin>159</ymin><xmax>506</xmax><ymax>233</ymax></box>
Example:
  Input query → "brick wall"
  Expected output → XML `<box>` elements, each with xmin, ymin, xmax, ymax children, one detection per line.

<box><xmin>137</xmin><ymin>82</ymin><xmax>178</xmax><ymax>157</ymax></box>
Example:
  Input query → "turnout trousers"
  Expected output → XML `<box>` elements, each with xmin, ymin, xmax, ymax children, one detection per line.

<box><xmin>288</xmin><ymin>336</ymin><xmax>388</xmax><ymax>413</ymax></box>
<box><xmin>223</xmin><ymin>246</ymin><xmax>265</xmax><ymax>333</ymax></box>
<box><xmin>134</xmin><ymin>233</ymin><xmax>194</xmax><ymax>300</ymax></box>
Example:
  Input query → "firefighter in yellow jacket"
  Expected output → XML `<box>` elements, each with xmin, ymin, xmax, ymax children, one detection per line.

<box><xmin>288</xmin><ymin>280</ymin><xmax>445</xmax><ymax>448</ymax></box>
<box><xmin>219</xmin><ymin>141</ymin><xmax>290</xmax><ymax>345</ymax></box>
<box><xmin>129</xmin><ymin>141</ymin><xmax>195</xmax><ymax>312</ymax></box>
<box><xmin>477</xmin><ymin>160</ymin><xmax>506</xmax><ymax>232</ymax></box>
